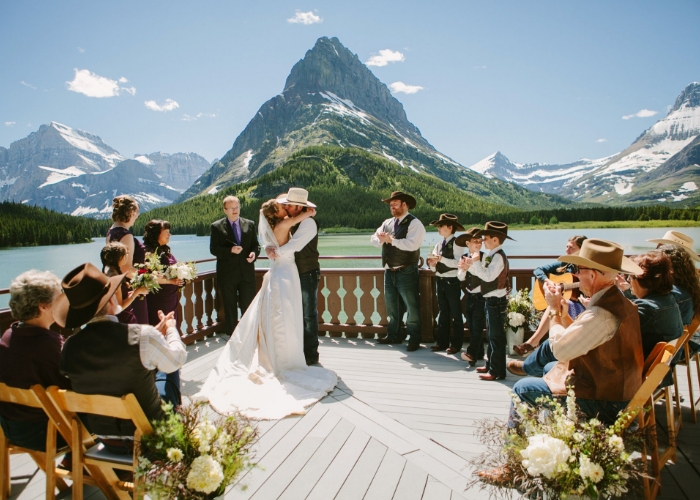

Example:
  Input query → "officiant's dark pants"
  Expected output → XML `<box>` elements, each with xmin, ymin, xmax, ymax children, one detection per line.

<box><xmin>300</xmin><ymin>268</ymin><xmax>321</xmax><ymax>358</ymax></box>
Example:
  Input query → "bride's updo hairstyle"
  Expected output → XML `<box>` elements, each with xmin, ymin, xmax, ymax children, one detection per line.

<box><xmin>261</xmin><ymin>199</ymin><xmax>282</xmax><ymax>228</ymax></box>
<box><xmin>112</xmin><ymin>195</ymin><xmax>140</xmax><ymax>223</ymax></box>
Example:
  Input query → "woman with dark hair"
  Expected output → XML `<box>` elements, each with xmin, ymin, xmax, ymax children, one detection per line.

<box><xmin>106</xmin><ymin>195</ymin><xmax>150</xmax><ymax>323</ymax></box>
<box><xmin>630</xmin><ymin>251</ymin><xmax>684</xmax><ymax>358</ymax></box>
<box><xmin>657</xmin><ymin>243</ymin><xmax>700</xmax><ymax>325</ymax></box>
<box><xmin>100</xmin><ymin>241</ymin><xmax>147</xmax><ymax>324</ymax></box>
<box><xmin>143</xmin><ymin>220</ymin><xmax>184</xmax><ymax>329</ymax></box>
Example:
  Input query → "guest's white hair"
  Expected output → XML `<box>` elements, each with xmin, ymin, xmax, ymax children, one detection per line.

<box><xmin>9</xmin><ymin>270</ymin><xmax>61</xmax><ymax>321</ymax></box>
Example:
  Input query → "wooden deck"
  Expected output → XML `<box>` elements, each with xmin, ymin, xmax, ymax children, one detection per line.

<box><xmin>7</xmin><ymin>338</ymin><xmax>700</xmax><ymax>499</ymax></box>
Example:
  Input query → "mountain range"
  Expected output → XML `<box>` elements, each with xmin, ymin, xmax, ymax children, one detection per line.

<box><xmin>0</xmin><ymin>122</ymin><xmax>210</xmax><ymax>216</ymax></box>
<box><xmin>470</xmin><ymin>82</ymin><xmax>700</xmax><ymax>206</ymax></box>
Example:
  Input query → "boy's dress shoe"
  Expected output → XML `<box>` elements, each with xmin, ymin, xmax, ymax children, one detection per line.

<box><xmin>406</xmin><ymin>343</ymin><xmax>421</xmax><ymax>352</ymax></box>
<box><xmin>476</xmin><ymin>366</ymin><xmax>489</xmax><ymax>373</ymax></box>
<box><xmin>377</xmin><ymin>337</ymin><xmax>400</xmax><ymax>345</ymax></box>
<box><xmin>430</xmin><ymin>344</ymin><xmax>448</xmax><ymax>352</ymax></box>
<box><xmin>479</xmin><ymin>373</ymin><xmax>505</xmax><ymax>381</ymax></box>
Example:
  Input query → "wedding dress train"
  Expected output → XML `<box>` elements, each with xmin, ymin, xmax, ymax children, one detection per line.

<box><xmin>194</xmin><ymin>212</ymin><xmax>337</xmax><ymax>419</ymax></box>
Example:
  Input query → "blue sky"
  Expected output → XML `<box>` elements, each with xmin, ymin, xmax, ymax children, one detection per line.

<box><xmin>1</xmin><ymin>0</ymin><xmax>698</xmax><ymax>167</ymax></box>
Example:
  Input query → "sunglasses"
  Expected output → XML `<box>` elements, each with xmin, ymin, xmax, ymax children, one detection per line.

<box><xmin>569</xmin><ymin>264</ymin><xmax>602</xmax><ymax>275</ymax></box>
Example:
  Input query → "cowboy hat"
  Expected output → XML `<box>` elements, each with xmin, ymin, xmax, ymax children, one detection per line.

<box><xmin>381</xmin><ymin>191</ymin><xmax>416</xmax><ymax>209</ymax></box>
<box><xmin>558</xmin><ymin>238</ymin><xmax>643</xmax><ymax>275</ymax></box>
<box><xmin>276</xmin><ymin>187</ymin><xmax>316</xmax><ymax>208</ymax></box>
<box><xmin>647</xmin><ymin>230</ymin><xmax>700</xmax><ymax>262</ymax></box>
<box><xmin>429</xmin><ymin>213</ymin><xmax>465</xmax><ymax>231</ymax></box>
<box><xmin>53</xmin><ymin>263</ymin><xmax>125</xmax><ymax>328</ymax></box>
<box><xmin>475</xmin><ymin>221</ymin><xmax>516</xmax><ymax>241</ymax></box>
<box><xmin>454</xmin><ymin>227</ymin><xmax>482</xmax><ymax>247</ymax></box>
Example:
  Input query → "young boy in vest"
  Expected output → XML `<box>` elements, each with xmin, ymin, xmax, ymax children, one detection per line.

<box><xmin>427</xmin><ymin>214</ymin><xmax>466</xmax><ymax>354</ymax></box>
<box><xmin>456</xmin><ymin>227</ymin><xmax>486</xmax><ymax>366</ymax></box>
<box><xmin>462</xmin><ymin>222</ymin><xmax>514</xmax><ymax>381</ymax></box>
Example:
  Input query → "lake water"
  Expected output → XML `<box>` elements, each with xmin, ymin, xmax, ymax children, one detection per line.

<box><xmin>2</xmin><ymin>227</ymin><xmax>699</xmax><ymax>309</ymax></box>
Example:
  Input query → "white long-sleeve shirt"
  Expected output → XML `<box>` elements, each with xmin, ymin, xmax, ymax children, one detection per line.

<box><xmin>466</xmin><ymin>245</ymin><xmax>507</xmax><ymax>297</ymax></box>
<box><xmin>370</xmin><ymin>213</ymin><xmax>426</xmax><ymax>269</ymax></box>
<box><xmin>277</xmin><ymin>217</ymin><xmax>317</xmax><ymax>258</ymax></box>
<box><xmin>429</xmin><ymin>235</ymin><xmax>465</xmax><ymax>278</ymax></box>
<box><xmin>457</xmin><ymin>257</ymin><xmax>482</xmax><ymax>293</ymax></box>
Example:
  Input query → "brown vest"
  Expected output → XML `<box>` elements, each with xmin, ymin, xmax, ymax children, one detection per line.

<box><xmin>480</xmin><ymin>249</ymin><xmax>510</xmax><ymax>295</ymax></box>
<box><xmin>544</xmin><ymin>286</ymin><xmax>643</xmax><ymax>400</ymax></box>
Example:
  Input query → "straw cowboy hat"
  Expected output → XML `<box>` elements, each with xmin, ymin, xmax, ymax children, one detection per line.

<box><xmin>475</xmin><ymin>221</ymin><xmax>516</xmax><ymax>241</ymax></box>
<box><xmin>429</xmin><ymin>213</ymin><xmax>465</xmax><ymax>231</ymax></box>
<box><xmin>277</xmin><ymin>187</ymin><xmax>316</xmax><ymax>208</ymax></box>
<box><xmin>647</xmin><ymin>230</ymin><xmax>700</xmax><ymax>262</ymax></box>
<box><xmin>53</xmin><ymin>263</ymin><xmax>125</xmax><ymax>328</ymax></box>
<box><xmin>381</xmin><ymin>191</ymin><xmax>416</xmax><ymax>209</ymax></box>
<box><xmin>454</xmin><ymin>227</ymin><xmax>482</xmax><ymax>246</ymax></box>
<box><xmin>558</xmin><ymin>238</ymin><xmax>643</xmax><ymax>275</ymax></box>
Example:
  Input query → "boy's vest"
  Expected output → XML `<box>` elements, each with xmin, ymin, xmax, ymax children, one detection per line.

<box><xmin>381</xmin><ymin>214</ymin><xmax>420</xmax><ymax>268</ymax></box>
<box><xmin>465</xmin><ymin>251</ymin><xmax>484</xmax><ymax>292</ymax></box>
<box><xmin>480</xmin><ymin>249</ymin><xmax>510</xmax><ymax>295</ymax></box>
<box><xmin>435</xmin><ymin>238</ymin><xmax>456</xmax><ymax>275</ymax></box>
<box><xmin>291</xmin><ymin>217</ymin><xmax>320</xmax><ymax>275</ymax></box>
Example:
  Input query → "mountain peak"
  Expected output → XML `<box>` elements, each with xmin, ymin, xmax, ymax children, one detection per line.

<box><xmin>671</xmin><ymin>82</ymin><xmax>700</xmax><ymax>112</ymax></box>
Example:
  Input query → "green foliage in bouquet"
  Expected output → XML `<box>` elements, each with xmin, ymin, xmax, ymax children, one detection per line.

<box><xmin>135</xmin><ymin>402</ymin><xmax>257</xmax><ymax>499</ymax></box>
<box><xmin>468</xmin><ymin>388</ymin><xmax>647</xmax><ymax>499</ymax></box>
<box><xmin>506</xmin><ymin>288</ymin><xmax>535</xmax><ymax>331</ymax></box>
<box><xmin>130</xmin><ymin>252</ymin><xmax>165</xmax><ymax>296</ymax></box>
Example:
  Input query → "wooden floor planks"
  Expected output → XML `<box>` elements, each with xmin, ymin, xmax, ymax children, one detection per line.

<box><xmin>7</xmin><ymin>338</ymin><xmax>700</xmax><ymax>500</ymax></box>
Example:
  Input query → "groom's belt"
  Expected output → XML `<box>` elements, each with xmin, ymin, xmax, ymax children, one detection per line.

<box><xmin>386</xmin><ymin>264</ymin><xmax>411</xmax><ymax>271</ymax></box>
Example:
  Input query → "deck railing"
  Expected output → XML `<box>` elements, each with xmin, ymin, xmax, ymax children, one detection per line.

<box><xmin>0</xmin><ymin>256</ymin><xmax>543</xmax><ymax>345</ymax></box>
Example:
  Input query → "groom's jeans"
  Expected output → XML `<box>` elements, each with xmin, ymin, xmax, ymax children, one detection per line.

<box><xmin>300</xmin><ymin>268</ymin><xmax>321</xmax><ymax>358</ymax></box>
<box><xmin>384</xmin><ymin>264</ymin><xmax>421</xmax><ymax>345</ymax></box>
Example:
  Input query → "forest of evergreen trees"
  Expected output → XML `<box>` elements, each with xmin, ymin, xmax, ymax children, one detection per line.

<box><xmin>0</xmin><ymin>201</ymin><xmax>110</xmax><ymax>248</ymax></box>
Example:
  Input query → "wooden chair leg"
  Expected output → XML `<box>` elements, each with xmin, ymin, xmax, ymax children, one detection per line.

<box><xmin>683</xmin><ymin>344</ymin><xmax>697</xmax><ymax>424</ymax></box>
<box><xmin>0</xmin><ymin>436</ymin><xmax>9</xmax><ymax>500</ymax></box>
<box><xmin>45</xmin><ymin>421</ymin><xmax>56</xmax><ymax>500</ymax></box>
<box><xmin>71</xmin><ymin>419</ymin><xmax>84</xmax><ymax>500</ymax></box>
<box><xmin>694</xmin><ymin>351</ymin><xmax>700</xmax><ymax>421</ymax></box>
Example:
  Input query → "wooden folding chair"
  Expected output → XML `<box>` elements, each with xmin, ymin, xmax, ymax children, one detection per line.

<box><xmin>676</xmin><ymin>314</ymin><xmax>700</xmax><ymax>423</ymax></box>
<box><xmin>622</xmin><ymin>343</ymin><xmax>675</xmax><ymax>500</ymax></box>
<box><xmin>0</xmin><ymin>383</ymin><xmax>69</xmax><ymax>500</ymax></box>
<box><xmin>47</xmin><ymin>387</ymin><xmax>153</xmax><ymax>500</ymax></box>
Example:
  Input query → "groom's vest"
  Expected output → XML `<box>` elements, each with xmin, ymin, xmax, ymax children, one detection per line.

<box><xmin>291</xmin><ymin>217</ymin><xmax>320</xmax><ymax>275</ymax></box>
<box><xmin>381</xmin><ymin>213</ymin><xmax>420</xmax><ymax>269</ymax></box>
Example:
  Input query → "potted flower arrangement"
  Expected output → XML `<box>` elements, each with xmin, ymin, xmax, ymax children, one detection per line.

<box><xmin>505</xmin><ymin>288</ymin><xmax>535</xmax><ymax>355</ymax></box>
<box><xmin>136</xmin><ymin>402</ymin><xmax>257</xmax><ymax>499</ymax></box>
<box><xmin>130</xmin><ymin>252</ymin><xmax>165</xmax><ymax>296</ymax></box>
<box><xmin>468</xmin><ymin>388</ymin><xmax>647</xmax><ymax>499</ymax></box>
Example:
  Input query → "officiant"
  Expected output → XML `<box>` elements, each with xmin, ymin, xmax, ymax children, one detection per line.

<box><xmin>210</xmin><ymin>195</ymin><xmax>261</xmax><ymax>335</ymax></box>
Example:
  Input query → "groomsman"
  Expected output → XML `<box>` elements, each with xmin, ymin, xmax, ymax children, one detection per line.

<box><xmin>371</xmin><ymin>191</ymin><xmax>426</xmax><ymax>351</ymax></box>
<box><xmin>210</xmin><ymin>196</ymin><xmax>260</xmax><ymax>335</ymax></box>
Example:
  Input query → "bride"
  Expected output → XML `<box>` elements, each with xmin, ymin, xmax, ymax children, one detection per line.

<box><xmin>195</xmin><ymin>198</ymin><xmax>338</xmax><ymax>419</ymax></box>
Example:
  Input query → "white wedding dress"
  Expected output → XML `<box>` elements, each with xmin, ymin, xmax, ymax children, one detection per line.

<box><xmin>194</xmin><ymin>211</ymin><xmax>338</xmax><ymax>419</ymax></box>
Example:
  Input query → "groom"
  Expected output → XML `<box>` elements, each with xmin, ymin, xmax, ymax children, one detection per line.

<box><xmin>266</xmin><ymin>188</ymin><xmax>321</xmax><ymax>365</ymax></box>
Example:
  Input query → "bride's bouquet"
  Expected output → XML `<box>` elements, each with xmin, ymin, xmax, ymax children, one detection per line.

<box><xmin>130</xmin><ymin>252</ymin><xmax>164</xmax><ymax>296</ymax></box>
<box><xmin>165</xmin><ymin>261</ymin><xmax>198</xmax><ymax>288</ymax></box>
<box><xmin>136</xmin><ymin>402</ymin><xmax>257</xmax><ymax>499</ymax></box>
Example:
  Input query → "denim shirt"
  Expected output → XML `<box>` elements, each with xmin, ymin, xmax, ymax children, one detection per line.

<box><xmin>671</xmin><ymin>285</ymin><xmax>694</xmax><ymax>326</ymax></box>
<box><xmin>634</xmin><ymin>292</ymin><xmax>684</xmax><ymax>358</ymax></box>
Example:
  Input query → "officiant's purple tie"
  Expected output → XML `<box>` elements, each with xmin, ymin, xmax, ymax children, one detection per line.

<box><xmin>231</xmin><ymin>220</ymin><xmax>241</xmax><ymax>245</ymax></box>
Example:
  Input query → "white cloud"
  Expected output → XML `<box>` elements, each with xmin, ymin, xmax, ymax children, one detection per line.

<box><xmin>77</xmin><ymin>47</ymin><xmax>85</xmax><ymax>53</ymax></box>
<box><xmin>182</xmin><ymin>112</ymin><xmax>217</xmax><ymax>121</ymax></box>
<box><xmin>287</xmin><ymin>11</ymin><xmax>322</xmax><ymax>24</ymax></box>
<box><xmin>389</xmin><ymin>81</ymin><xmax>424</xmax><ymax>94</ymax></box>
<box><xmin>145</xmin><ymin>99</ymin><xmax>180</xmax><ymax>112</ymax></box>
<box><xmin>21</xmin><ymin>80</ymin><xmax>37</xmax><ymax>89</ymax></box>
<box><xmin>366</xmin><ymin>49</ymin><xmax>405</xmax><ymax>67</ymax></box>
<box><xmin>118</xmin><ymin>77</ymin><xmax>129</xmax><ymax>83</ymax></box>
<box><xmin>622</xmin><ymin>108</ymin><xmax>658</xmax><ymax>120</ymax></box>
<box><xmin>121</xmin><ymin>86</ymin><xmax>136</xmax><ymax>96</ymax></box>
<box><xmin>4</xmin><ymin>122</ymin><xmax>15</xmax><ymax>127</ymax></box>
<box><xmin>65</xmin><ymin>69</ymin><xmax>136</xmax><ymax>98</ymax></box>
<box><xmin>595</xmin><ymin>138</ymin><xmax>607</xmax><ymax>143</ymax></box>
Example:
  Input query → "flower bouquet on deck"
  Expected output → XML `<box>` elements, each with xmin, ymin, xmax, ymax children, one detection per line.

<box><xmin>467</xmin><ymin>388</ymin><xmax>647</xmax><ymax>500</ymax></box>
<box><xmin>165</xmin><ymin>261</ymin><xmax>198</xmax><ymax>290</ymax></box>
<box><xmin>505</xmin><ymin>288</ymin><xmax>535</xmax><ymax>331</ymax></box>
<box><xmin>136</xmin><ymin>402</ymin><xmax>258</xmax><ymax>499</ymax></box>
<box><xmin>130</xmin><ymin>252</ymin><xmax>165</xmax><ymax>297</ymax></box>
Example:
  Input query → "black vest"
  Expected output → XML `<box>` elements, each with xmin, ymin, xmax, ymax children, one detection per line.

<box><xmin>435</xmin><ymin>238</ymin><xmax>456</xmax><ymax>275</ymax></box>
<box><xmin>381</xmin><ymin>214</ymin><xmax>421</xmax><ymax>268</ymax></box>
<box><xmin>480</xmin><ymin>249</ymin><xmax>510</xmax><ymax>295</ymax></box>
<box><xmin>60</xmin><ymin>321</ymin><xmax>164</xmax><ymax>436</ymax></box>
<box><xmin>465</xmin><ymin>251</ymin><xmax>484</xmax><ymax>292</ymax></box>
<box><xmin>291</xmin><ymin>217</ymin><xmax>320</xmax><ymax>275</ymax></box>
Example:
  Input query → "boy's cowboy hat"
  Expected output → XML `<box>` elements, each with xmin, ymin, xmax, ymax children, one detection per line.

<box><xmin>558</xmin><ymin>238</ymin><xmax>643</xmax><ymax>275</ymax></box>
<box><xmin>647</xmin><ymin>230</ymin><xmax>700</xmax><ymax>262</ymax></box>
<box><xmin>474</xmin><ymin>221</ymin><xmax>516</xmax><ymax>241</ymax></box>
<box><xmin>53</xmin><ymin>263</ymin><xmax>125</xmax><ymax>328</ymax></box>
<box><xmin>381</xmin><ymin>191</ymin><xmax>416</xmax><ymax>209</ymax></box>
<box><xmin>429</xmin><ymin>213</ymin><xmax>465</xmax><ymax>231</ymax></box>
<box><xmin>277</xmin><ymin>187</ymin><xmax>316</xmax><ymax>208</ymax></box>
<box><xmin>454</xmin><ymin>227</ymin><xmax>482</xmax><ymax>247</ymax></box>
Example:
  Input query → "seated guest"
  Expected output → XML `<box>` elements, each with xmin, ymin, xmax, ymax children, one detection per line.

<box><xmin>656</xmin><ymin>243</ymin><xmax>700</xmax><ymax>325</ymax></box>
<box><xmin>508</xmin><ymin>239</ymin><xmax>644</xmax><ymax>425</ymax></box>
<box><xmin>513</xmin><ymin>235</ymin><xmax>587</xmax><ymax>356</ymax></box>
<box><xmin>629</xmin><ymin>251</ymin><xmax>684</xmax><ymax>359</ymax></box>
<box><xmin>100</xmin><ymin>242</ymin><xmax>147</xmax><ymax>324</ymax></box>
<box><xmin>0</xmin><ymin>271</ymin><xmax>71</xmax><ymax>451</ymax></box>
<box><xmin>56</xmin><ymin>263</ymin><xmax>186</xmax><ymax>443</ymax></box>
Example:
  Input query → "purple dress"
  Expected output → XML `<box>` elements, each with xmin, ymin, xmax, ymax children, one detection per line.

<box><xmin>145</xmin><ymin>246</ymin><xmax>181</xmax><ymax>331</ymax></box>
<box><xmin>107</xmin><ymin>226</ymin><xmax>149</xmax><ymax>324</ymax></box>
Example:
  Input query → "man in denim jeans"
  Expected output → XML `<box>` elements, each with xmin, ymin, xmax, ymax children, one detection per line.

<box><xmin>371</xmin><ymin>191</ymin><xmax>426</xmax><ymax>352</ymax></box>
<box><xmin>269</xmin><ymin>188</ymin><xmax>321</xmax><ymax>365</ymax></box>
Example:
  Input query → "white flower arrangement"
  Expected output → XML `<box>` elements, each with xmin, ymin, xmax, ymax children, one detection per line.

<box><xmin>520</xmin><ymin>434</ymin><xmax>571</xmax><ymax>479</ymax></box>
<box><xmin>186</xmin><ymin>455</ymin><xmax>225</xmax><ymax>494</ymax></box>
<box><xmin>505</xmin><ymin>288</ymin><xmax>535</xmax><ymax>330</ymax></box>
<box><xmin>166</xmin><ymin>261</ymin><xmax>198</xmax><ymax>282</ymax></box>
